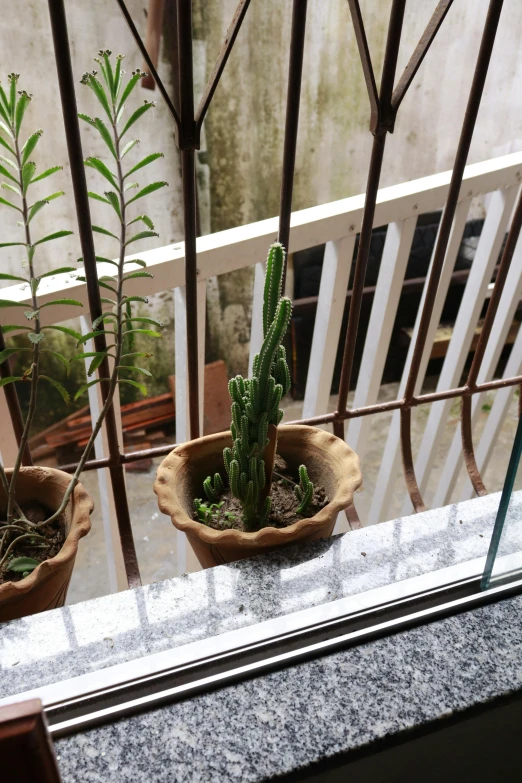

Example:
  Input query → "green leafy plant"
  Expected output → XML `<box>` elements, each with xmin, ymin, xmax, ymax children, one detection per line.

<box><xmin>201</xmin><ymin>242</ymin><xmax>314</xmax><ymax>531</ymax></box>
<box><xmin>0</xmin><ymin>54</ymin><xmax>166</xmax><ymax>576</ymax></box>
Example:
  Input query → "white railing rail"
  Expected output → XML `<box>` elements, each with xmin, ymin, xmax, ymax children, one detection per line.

<box><xmin>1</xmin><ymin>150</ymin><xmax>522</xmax><ymax>581</ymax></box>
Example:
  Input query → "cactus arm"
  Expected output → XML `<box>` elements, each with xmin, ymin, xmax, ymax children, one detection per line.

<box><xmin>263</xmin><ymin>242</ymin><xmax>285</xmax><ymax>338</ymax></box>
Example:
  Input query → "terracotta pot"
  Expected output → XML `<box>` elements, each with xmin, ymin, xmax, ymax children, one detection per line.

<box><xmin>0</xmin><ymin>467</ymin><xmax>93</xmax><ymax>623</ymax></box>
<box><xmin>155</xmin><ymin>425</ymin><xmax>362</xmax><ymax>568</ymax></box>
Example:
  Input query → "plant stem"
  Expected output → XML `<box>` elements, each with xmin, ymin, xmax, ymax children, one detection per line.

<box><xmin>40</xmin><ymin>94</ymin><xmax>127</xmax><ymax>528</ymax></box>
<box><xmin>6</xmin><ymin>130</ymin><xmax>40</xmax><ymax>526</ymax></box>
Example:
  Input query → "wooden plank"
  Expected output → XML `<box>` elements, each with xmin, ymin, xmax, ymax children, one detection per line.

<box><xmin>406</xmin><ymin>186</ymin><xmax>518</xmax><ymax>512</ymax></box>
<box><xmin>302</xmin><ymin>236</ymin><xmax>356</xmax><ymax>420</ymax></box>
<box><xmin>433</xmin><ymin>227</ymin><xmax>522</xmax><ymax>507</ymax></box>
<box><xmin>369</xmin><ymin>199</ymin><xmax>471</xmax><ymax>524</ymax></box>
<box><xmin>347</xmin><ymin>217</ymin><xmax>417</xmax><ymax>456</ymax></box>
<box><xmin>0</xmin><ymin>390</ymin><xmax>20</xmax><ymax>469</ymax></box>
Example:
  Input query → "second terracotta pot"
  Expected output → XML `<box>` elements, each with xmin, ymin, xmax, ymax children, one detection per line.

<box><xmin>155</xmin><ymin>425</ymin><xmax>362</xmax><ymax>568</ymax></box>
<box><xmin>0</xmin><ymin>467</ymin><xmax>93</xmax><ymax>623</ymax></box>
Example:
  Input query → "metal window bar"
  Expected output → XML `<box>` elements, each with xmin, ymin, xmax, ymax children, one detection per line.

<box><xmin>1</xmin><ymin>0</ymin><xmax>518</xmax><ymax>584</ymax></box>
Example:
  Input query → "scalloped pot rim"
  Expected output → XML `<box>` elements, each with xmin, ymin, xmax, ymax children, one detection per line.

<box><xmin>154</xmin><ymin>425</ymin><xmax>362</xmax><ymax>549</ymax></box>
<box><xmin>0</xmin><ymin>467</ymin><xmax>92</xmax><ymax>614</ymax></box>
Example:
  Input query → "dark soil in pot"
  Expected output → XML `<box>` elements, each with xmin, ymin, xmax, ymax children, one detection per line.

<box><xmin>0</xmin><ymin>501</ymin><xmax>65</xmax><ymax>585</ymax></box>
<box><xmin>193</xmin><ymin>457</ymin><xmax>328</xmax><ymax>532</ymax></box>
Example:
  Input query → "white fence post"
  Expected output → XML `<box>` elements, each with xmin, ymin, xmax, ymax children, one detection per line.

<box><xmin>433</xmin><ymin>228</ymin><xmax>522</xmax><ymax>507</ymax></box>
<box><xmin>368</xmin><ymin>199</ymin><xmax>471</xmax><ymax>524</ymax></box>
<box><xmin>302</xmin><ymin>236</ymin><xmax>356</xmax><ymax>420</ymax></box>
<box><xmin>80</xmin><ymin>316</ymin><xmax>127</xmax><ymax>593</ymax></box>
<box><xmin>403</xmin><ymin>185</ymin><xmax>519</xmax><ymax>512</ymax></box>
<box><xmin>347</xmin><ymin>218</ymin><xmax>417</xmax><ymax>457</ymax></box>
<box><xmin>174</xmin><ymin>281</ymin><xmax>206</xmax><ymax>573</ymax></box>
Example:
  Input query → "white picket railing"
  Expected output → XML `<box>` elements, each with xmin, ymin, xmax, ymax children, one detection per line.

<box><xmin>1</xmin><ymin>150</ymin><xmax>522</xmax><ymax>585</ymax></box>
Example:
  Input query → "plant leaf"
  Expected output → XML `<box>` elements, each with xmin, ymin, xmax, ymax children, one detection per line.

<box><xmin>121</xmin><ymin>351</ymin><xmax>152</xmax><ymax>360</ymax></box>
<box><xmin>1</xmin><ymin>325</ymin><xmax>32</xmax><ymax>333</ymax></box>
<box><xmin>124</xmin><ymin>181</ymin><xmax>139</xmax><ymax>193</ymax></box>
<box><xmin>27</xmin><ymin>192</ymin><xmax>65</xmax><ymax>223</ymax></box>
<box><xmin>87</xmin><ymin>351</ymin><xmax>108</xmax><ymax>376</ymax></box>
<box><xmin>39</xmin><ymin>298</ymin><xmax>83</xmax><ymax>308</ymax></box>
<box><xmin>42</xmin><ymin>324</ymin><xmax>82</xmax><ymax>341</ymax></box>
<box><xmin>124</xmin><ymin>295</ymin><xmax>149</xmax><ymax>304</ymax></box>
<box><xmin>41</xmin><ymin>348</ymin><xmax>69</xmax><ymax>370</ymax></box>
<box><xmin>0</xmin><ymin>299</ymin><xmax>26</xmax><ymax>307</ymax></box>
<box><xmin>0</xmin><ymin>134</ymin><xmax>15</xmax><ymax>155</ymax></box>
<box><xmin>118</xmin><ymin>364</ymin><xmax>152</xmax><ymax>377</ymax></box>
<box><xmin>78</xmin><ymin>112</ymin><xmax>95</xmax><ymax>126</ymax></box>
<box><xmin>38</xmin><ymin>266</ymin><xmax>76</xmax><ymax>279</ymax></box>
<box><xmin>93</xmin><ymin>117</ymin><xmax>117</xmax><ymax>159</ymax></box>
<box><xmin>120</xmin><ymin>102</ymin><xmax>155</xmax><ymax>138</ymax></box>
<box><xmin>74</xmin><ymin>378</ymin><xmax>108</xmax><ymax>401</ymax></box>
<box><xmin>121</xmin><ymin>139</ymin><xmax>139</xmax><ymax>158</ymax></box>
<box><xmin>123</xmin><ymin>259</ymin><xmax>147</xmax><ymax>269</ymax></box>
<box><xmin>0</xmin><ymin>194</ymin><xmax>21</xmax><ymax>212</ymax></box>
<box><xmin>0</xmin><ymin>162</ymin><xmax>18</xmax><ymax>184</ymax></box>
<box><xmin>125</xmin><ymin>231</ymin><xmax>158</xmax><ymax>246</ymax></box>
<box><xmin>92</xmin><ymin>225</ymin><xmax>119</xmax><ymax>240</ymax></box>
<box><xmin>0</xmin><ymin>375</ymin><xmax>23</xmax><ymax>387</ymax></box>
<box><xmin>124</xmin><ymin>153</ymin><xmax>164</xmax><ymax>179</ymax></box>
<box><xmin>0</xmin><ymin>347</ymin><xmax>29</xmax><ymax>364</ymax></box>
<box><xmin>77</xmin><ymin>330</ymin><xmax>113</xmax><ymax>346</ymax></box>
<box><xmin>30</xmin><ymin>165</ymin><xmax>62</xmax><ymax>185</ymax></box>
<box><xmin>0</xmin><ymin>154</ymin><xmax>17</xmax><ymax>170</ymax></box>
<box><xmin>33</xmin><ymin>230</ymin><xmax>73</xmax><ymax>247</ymax></box>
<box><xmin>86</xmin><ymin>74</ymin><xmax>113</xmax><ymax>121</ymax></box>
<box><xmin>98</xmin><ymin>280</ymin><xmax>118</xmax><ymax>294</ymax></box>
<box><xmin>40</xmin><ymin>374</ymin><xmax>70</xmax><ymax>404</ymax></box>
<box><xmin>21</xmin><ymin>161</ymin><xmax>36</xmax><ymax>194</ymax></box>
<box><xmin>127</xmin><ymin>215</ymin><xmax>154</xmax><ymax>230</ymax></box>
<box><xmin>28</xmin><ymin>332</ymin><xmax>45</xmax><ymax>344</ymax></box>
<box><xmin>126</xmin><ymin>181</ymin><xmax>168</xmax><ymax>206</ymax></box>
<box><xmin>123</xmin><ymin>328</ymin><xmax>162</xmax><ymax>338</ymax></box>
<box><xmin>118</xmin><ymin>378</ymin><xmax>147</xmax><ymax>396</ymax></box>
<box><xmin>1</xmin><ymin>182</ymin><xmax>20</xmax><ymax>196</ymax></box>
<box><xmin>114</xmin><ymin>55</ymin><xmax>123</xmax><ymax>100</ymax></box>
<box><xmin>21</xmin><ymin>130</ymin><xmax>43</xmax><ymax>165</ymax></box>
<box><xmin>0</xmin><ymin>272</ymin><xmax>28</xmax><ymax>283</ymax></box>
<box><xmin>88</xmin><ymin>191</ymin><xmax>110</xmax><ymax>204</ymax></box>
<box><xmin>104</xmin><ymin>190</ymin><xmax>121</xmax><ymax>219</ymax></box>
<box><xmin>8</xmin><ymin>556</ymin><xmax>40</xmax><ymax>574</ymax></box>
<box><xmin>127</xmin><ymin>316</ymin><xmax>162</xmax><ymax>328</ymax></box>
<box><xmin>117</xmin><ymin>70</ymin><xmax>145</xmax><ymax>113</ymax></box>
<box><xmin>15</xmin><ymin>91</ymin><xmax>32</xmax><ymax>135</ymax></box>
<box><xmin>123</xmin><ymin>270</ymin><xmax>154</xmax><ymax>280</ymax></box>
<box><xmin>92</xmin><ymin>312</ymin><xmax>116</xmax><ymax>330</ymax></box>
<box><xmin>85</xmin><ymin>157</ymin><xmax>118</xmax><ymax>190</ymax></box>
<box><xmin>71</xmin><ymin>350</ymin><xmax>113</xmax><ymax>362</ymax></box>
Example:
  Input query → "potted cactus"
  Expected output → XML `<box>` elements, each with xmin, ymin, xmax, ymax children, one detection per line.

<box><xmin>0</xmin><ymin>53</ymin><xmax>165</xmax><ymax>621</ymax></box>
<box><xmin>155</xmin><ymin>243</ymin><xmax>361</xmax><ymax>568</ymax></box>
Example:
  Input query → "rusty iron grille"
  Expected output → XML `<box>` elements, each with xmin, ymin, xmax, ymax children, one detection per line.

<box><xmin>0</xmin><ymin>0</ymin><xmax>517</xmax><ymax>589</ymax></box>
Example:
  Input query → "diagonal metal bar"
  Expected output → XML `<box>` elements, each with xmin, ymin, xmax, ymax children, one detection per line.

<box><xmin>195</xmin><ymin>0</ymin><xmax>252</xmax><ymax>130</ymax></box>
<box><xmin>334</xmin><ymin>0</ymin><xmax>406</xmax><ymax>428</ymax></box>
<box><xmin>141</xmin><ymin>0</ymin><xmax>166</xmax><ymax>91</ymax></box>
<box><xmin>278</xmin><ymin>0</ymin><xmax>308</xmax><ymax>268</ymax></box>
<box><xmin>48</xmin><ymin>0</ymin><xmax>141</xmax><ymax>589</ymax></box>
<box><xmin>346</xmin><ymin>0</ymin><xmax>379</xmax><ymax>133</ymax></box>
<box><xmin>115</xmin><ymin>0</ymin><xmax>181</xmax><ymax>131</ymax></box>
<box><xmin>401</xmin><ymin>0</ymin><xmax>504</xmax><ymax>511</ymax></box>
<box><xmin>391</xmin><ymin>0</ymin><xmax>454</xmax><ymax>115</ymax></box>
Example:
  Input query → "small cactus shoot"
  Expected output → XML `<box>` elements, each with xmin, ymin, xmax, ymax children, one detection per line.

<box><xmin>202</xmin><ymin>243</ymin><xmax>314</xmax><ymax>531</ymax></box>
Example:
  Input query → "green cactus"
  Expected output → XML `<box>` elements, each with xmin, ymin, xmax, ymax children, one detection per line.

<box><xmin>202</xmin><ymin>242</ymin><xmax>314</xmax><ymax>531</ymax></box>
<box><xmin>295</xmin><ymin>465</ymin><xmax>314</xmax><ymax>514</ymax></box>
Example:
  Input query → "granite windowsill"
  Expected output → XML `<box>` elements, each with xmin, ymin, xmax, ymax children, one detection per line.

<box><xmin>1</xmin><ymin>491</ymin><xmax>522</xmax><ymax>781</ymax></box>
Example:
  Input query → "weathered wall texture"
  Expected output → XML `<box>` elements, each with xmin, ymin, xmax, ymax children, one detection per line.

<box><xmin>2</xmin><ymin>1</ymin><xmax>522</xmax><ymax>390</ymax></box>
<box><xmin>196</xmin><ymin>0</ymin><xmax>522</xmax><ymax>374</ymax></box>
